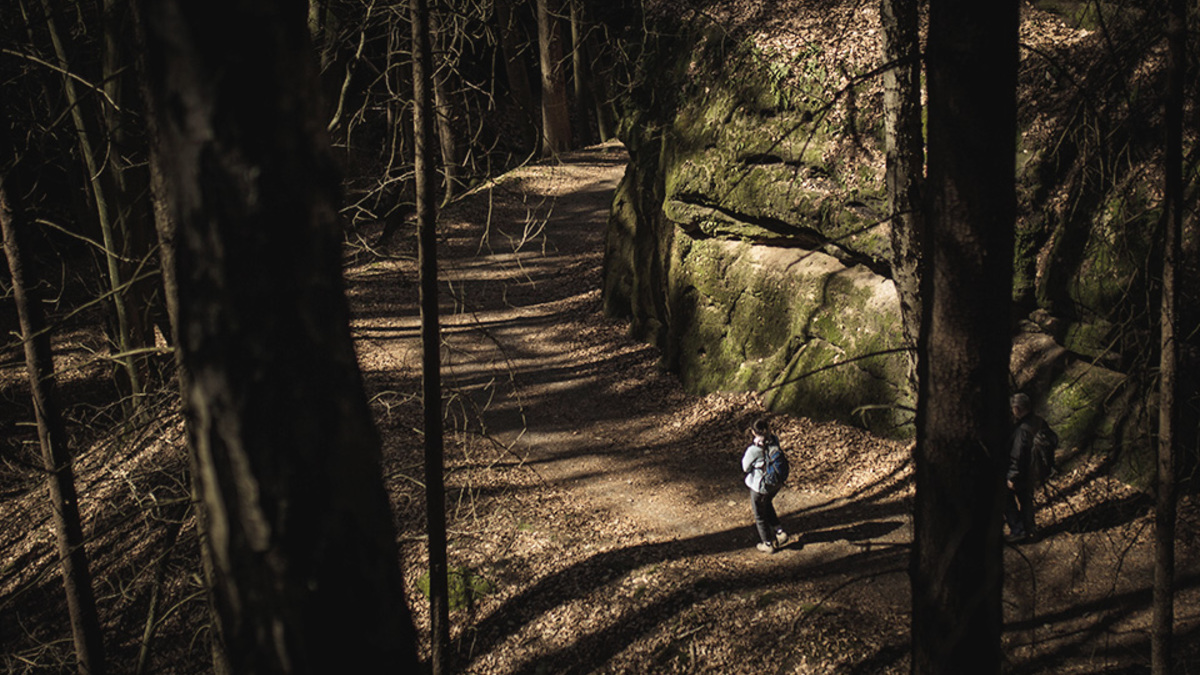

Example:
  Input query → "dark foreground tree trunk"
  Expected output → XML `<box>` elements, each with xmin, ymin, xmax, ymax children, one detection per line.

<box><xmin>412</xmin><ymin>3</ymin><xmax>451</xmax><ymax>674</ymax></box>
<box><xmin>1152</xmin><ymin>0</ymin><xmax>1185</xmax><ymax>672</ymax></box>
<box><xmin>881</xmin><ymin>0</ymin><xmax>924</xmax><ymax>397</ymax></box>
<box><xmin>911</xmin><ymin>1</ymin><xmax>1018</xmax><ymax>673</ymax></box>
<box><xmin>136</xmin><ymin>1</ymin><xmax>420</xmax><ymax>671</ymax></box>
<box><xmin>2</xmin><ymin>184</ymin><xmax>107</xmax><ymax>675</ymax></box>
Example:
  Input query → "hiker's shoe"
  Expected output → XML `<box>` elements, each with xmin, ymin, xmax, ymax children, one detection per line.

<box><xmin>756</xmin><ymin>542</ymin><xmax>776</xmax><ymax>554</ymax></box>
<box><xmin>1005</xmin><ymin>532</ymin><xmax>1029</xmax><ymax>544</ymax></box>
<box><xmin>775</xmin><ymin>531</ymin><xmax>789</xmax><ymax>547</ymax></box>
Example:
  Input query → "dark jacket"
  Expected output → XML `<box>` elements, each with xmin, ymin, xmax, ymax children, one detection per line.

<box><xmin>1007</xmin><ymin>414</ymin><xmax>1040</xmax><ymax>483</ymax></box>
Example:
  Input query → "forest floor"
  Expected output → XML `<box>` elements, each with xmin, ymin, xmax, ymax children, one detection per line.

<box><xmin>345</xmin><ymin>141</ymin><xmax>1200</xmax><ymax>675</ymax></box>
<box><xmin>1</xmin><ymin>142</ymin><xmax>1198</xmax><ymax>674</ymax></box>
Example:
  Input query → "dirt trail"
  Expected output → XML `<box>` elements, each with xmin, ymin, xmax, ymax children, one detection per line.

<box><xmin>346</xmin><ymin>142</ymin><xmax>1198</xmax><ymax>674</ymax></box>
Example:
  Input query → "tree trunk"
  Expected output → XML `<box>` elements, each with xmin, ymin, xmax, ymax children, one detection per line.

<box><xmin>129</xmin><ymin>3</ymin><xmax>180</xmax><ymax>340</ymax></box>
<box><xmin>569</xmin><ymin>0</ymin><xmax>595</xmax><ymax>146</ymax></box>
<box><xmin>101</xmin><ymin>0</ymin><xmax>163</xmax><ymax>382</ymax></box>
<box><xmin>1</xmin><ymin>184</ymin><xmax>108</xmax><ymax>675</ymax></box>
<box><xmin>39</xmin><ymin>0</ymin><xmax>145</xmax><ymax>415</ymax></box>
<box><xmin>1151</xmin><ymin>0</ymin><xmax>1185</xmax><ymax>671</ymax></box>
<box><xmin>911</xmin><ymin>1</ymin><xmax>1018</xmax><ymax>673</ymax></box>
<box><xmin>582</xmin><ymin>18</ymin><xmax>616</xmax><ymax>142</ymax></box>
<box><xmin>413</xmin><ymin>0</ymin><xmax>451</xmax><ymax>671</ymax></box>
<box><xmin>128</xmin><ymin>9</ymin><xmax>223</xmax><ymax>670</ymax></box>
<box><xmin>536</xmin><ymin>0</ymin><xmax>571</xmax><ymax>156</ymax></box>
<box><xmin>583</xmin><ymin>17</ymin><xmax>619</xmax><ymax>142</ymax></box>
<box><xmin>136</xmin><ymin>0</ymin><xmax>420</xmax><ymax>671</ymax></box>
<box><xmin>494</xmin><ymin>0</ymin><xmax>538</xmax><ymax>149</ymax></box>
<box><xmin>431</xmin><ymin>9</ymin><xmax>462</xmax><ymax>203</ymax></box>
<box><xmin>881</xmin><ymin>0</ymin><xmax>924</xmax><ymax>399</ymax></box>
<box><xmin>325</xmin><ymin>13</ymin><xmax>369</xmax><ymax>134</ymax></box>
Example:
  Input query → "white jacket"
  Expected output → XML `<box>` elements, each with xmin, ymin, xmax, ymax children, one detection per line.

<box><xmin>742</xmin><ymin>442</ymin><xmax>769</xmax><ymax>493</ymax></box>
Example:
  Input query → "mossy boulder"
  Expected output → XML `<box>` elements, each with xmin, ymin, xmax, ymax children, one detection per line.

<box><xmin>667</xmin><ymin>235</ymin><xmax>909</xmax><ymax>436</ymax></box>
<box><xmin>604</xmin><ymin>17</ymin><xmax>909</xmax><ymax>434</ymax></box>
<box><xmin>1042</xmin><ymin>361</ymin><xmax>1130</xmax><ymax>454</ymax></box>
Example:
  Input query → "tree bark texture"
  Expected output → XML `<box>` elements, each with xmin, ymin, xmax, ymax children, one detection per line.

<box><xmin>881</xmin><ymin>0</ymin><xmax>924</xmax><ymax>397</ymax></box>
<box><xmin>412</xmin><ymin>0</ymin><xmax>451</xmax><ymax>671</ymax></box>
<box><xmin>537</xmin><ymin>0</ymin><xmax>571</xmax><ymax>156</ymax></box>
<box><xmin>136</xmin><ymin>1</ymin><xmax>420</xmax><ymax>671</ymax></box>
<box><xmin>912</xmin><ymin>1</ymin><xmax>1018</xmax><ymax>673</ymax></box>
<box><xmin>1</xmin><ymin>184</ymin><xmax>108</xmax><ymax>675</ymax></box>
<box><xmin>128</xmin><ymin>8</ymin><xmax>225</xmax><ymax>670</ymax></box>
<box><xmin>1152</xmin><ymin>0</ymin><xmax>1185</xmax><ymax>671</ymax></box>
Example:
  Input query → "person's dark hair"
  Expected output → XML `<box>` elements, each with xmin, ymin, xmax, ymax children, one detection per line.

<box><xmin>1010</xmin><ymin>393</ymin><xmax>1031</xmax><ymax>413</ymax></box>
<box><xmin>751</xmin><ymin>418</ymin><xmax>772</xmax><ymax>437</ymax></box>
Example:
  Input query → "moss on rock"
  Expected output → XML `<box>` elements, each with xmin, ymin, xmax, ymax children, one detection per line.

<box><xmin>1043</xmin><ymin>361</ymin><xmax>1128</xmax><ymax>456</ymax></box>
<box><xmin>668</xmin><ymin>235</ymin><xmax>909</xmax><ymax>436</ymax></box>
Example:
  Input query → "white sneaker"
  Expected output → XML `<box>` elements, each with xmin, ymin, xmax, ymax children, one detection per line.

<box><xmin>775</xmin><ymin>531</ymin><xmax>789</xmax><ymax>547</ymax></box>
<box><xmin>756</xmin><ymin>542</ymin><xmax>775</xmax><ymax>554</ymax></box>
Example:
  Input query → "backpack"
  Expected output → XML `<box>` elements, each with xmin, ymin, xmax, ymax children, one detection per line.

<box><xmin>1031</xmin><ymin>418</ymin><xmax>1059</xmax><ymax>481</ymax></box>
<box><xmin>761</xmin><ymin>440</ymin><xmax>790</xmax><ymax>494</ymax></box>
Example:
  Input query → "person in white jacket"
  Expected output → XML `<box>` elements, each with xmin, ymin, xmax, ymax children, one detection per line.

<box><xmin>742</xmin><ymin>418</ymin><xmax>789</xmax><ymax>553</ymax></box>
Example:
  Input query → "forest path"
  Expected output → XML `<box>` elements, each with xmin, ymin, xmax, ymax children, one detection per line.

<box><xmin>428</xmin><ymin>141</ymin><xmax>909</xmax><ymax>555</ymax></box>
<box><xmin>345</xmin><ymin>141</ymin><xmax>1192</xmax><ymax>674</ymax></box>
<box><xmin>348</xmin><ymin>141</ymin><xmax>915</xmax><ymax>672</ymax></box>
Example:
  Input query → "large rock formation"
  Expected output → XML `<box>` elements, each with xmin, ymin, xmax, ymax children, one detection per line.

<box><xmin>604</xmin><ymin>16</ymin><xmax>911</xmax><ymax>437</ymax></box>
<box><xmin>602</xmin><ymin>3</ymin><xmax>1193</xmax><ymax>472</ymax></box>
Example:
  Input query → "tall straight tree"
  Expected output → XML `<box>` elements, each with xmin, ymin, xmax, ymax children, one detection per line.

<box><xmin>536</xmin><ymin>0</ymin><xmax>571</xmax><ymax>156</ymax></box>
<box><xmin>2</xmin><ymin>181</ymin><xmax>107</xmax><ymax>675</ymax></box>
<box><xmin>569</xmin><ymin>0</ymin><xmax>595</xmax><ymax>146</ymax></box>
<box><xmin>37</xmin><ymin>0</ymin><xmax>146</xmax><ymax>415</ymax></box>
<box><xmin>412</xmin><ymin>0</ymin><xmax>451</xmax><ymax>673</ymax></box>
<box><xmin>99</xmin><ymin>0</ymin><xmax>161</xmax><ymax>389</ymax></box>
<box><xmin>911</xmin><ymin>0</ymin><xmax>1018</xmax><ymax>673</ymax></box>
<box><xmin>136</xmin><ymin>0</ymin><xmax>419</xmax><ymax>671</ymax></box>
<box><xmin>881</xmin><ymin>0</ymin><xmax>924</xmax><ymax>395</ymax></box>
<box><xmin>1152</xmin><ymin>0</ymin><xmax>1186</xmax><ymax>671</ymax></box>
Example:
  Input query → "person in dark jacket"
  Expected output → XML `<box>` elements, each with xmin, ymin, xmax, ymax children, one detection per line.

<box><xmin>1005</xmin><ymin>393</ymin><xmax>1038</xmax><ymax>542</ymax></box>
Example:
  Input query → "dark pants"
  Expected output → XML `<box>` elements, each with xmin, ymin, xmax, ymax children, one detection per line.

<box><xmin>1005</xmin><ymin>479</ymin><xmax>1035</xmax><ymax>537</ymax></box>
<box><xmin>751</xmin><ymin>489</ymin><xmax>782</xmax><ymax>544</ymax></box>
